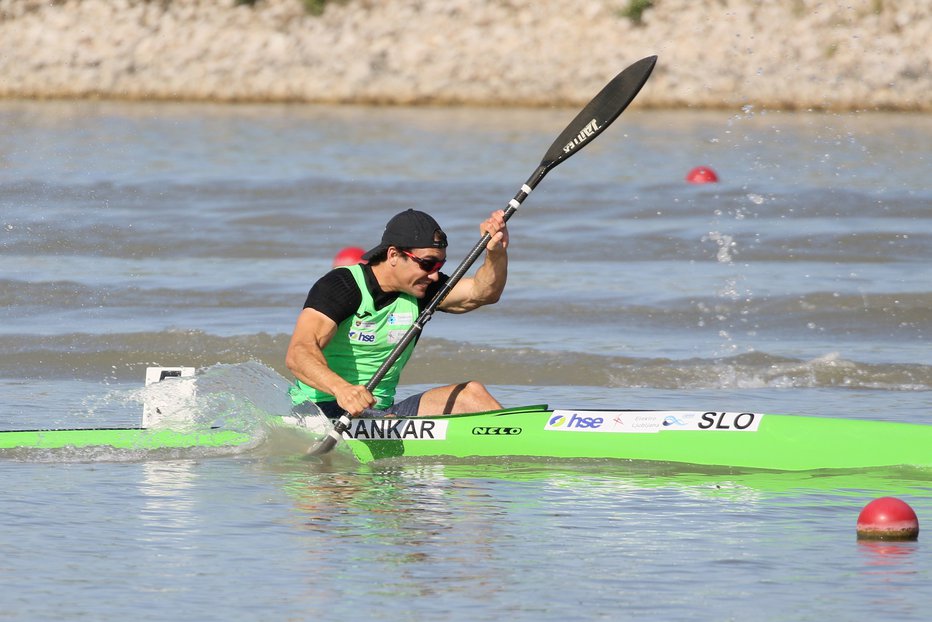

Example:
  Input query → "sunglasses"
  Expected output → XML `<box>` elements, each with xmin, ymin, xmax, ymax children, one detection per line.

<box><xmin>399</xmin><ymin>249</ymin><xmax>446</xmax><ymax>274</ymax></box>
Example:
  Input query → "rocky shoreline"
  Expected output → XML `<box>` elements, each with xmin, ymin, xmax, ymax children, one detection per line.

<box><xmin>1</xmin><ymin>0</ymin><xmax>929</xmax><ymax>110</ymax></box>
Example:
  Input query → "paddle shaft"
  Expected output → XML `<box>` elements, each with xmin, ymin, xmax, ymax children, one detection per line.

<box><xmin>362</xmin><ymin>165</ymin><xmax>544</xmax><ymax>393</ymax></box>
<box><xmin>307</xmin><ymin>55</ymin><xmax>657</xmax><ymax>456</ymax></box>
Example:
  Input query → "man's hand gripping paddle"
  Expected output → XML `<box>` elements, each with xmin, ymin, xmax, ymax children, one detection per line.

<box><xmin>306</xmin><ymin>55</ymin><xmax>657</xmax><ymax>457</ymax></box>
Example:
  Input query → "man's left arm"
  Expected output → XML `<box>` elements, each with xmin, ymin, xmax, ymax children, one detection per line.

<box><xmin>439</xmin><ymin>210</ymin><xmax>509</xmax><ymax>314</ymax></box>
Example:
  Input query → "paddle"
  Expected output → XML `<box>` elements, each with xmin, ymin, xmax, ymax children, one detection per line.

<box><xmin>306</xmin><ymin>55</ymin><xmax>658</xmax><ymax>456</ymax></box>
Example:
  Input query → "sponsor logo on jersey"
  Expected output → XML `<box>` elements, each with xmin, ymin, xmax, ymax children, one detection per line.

<box><xmin>387</xmin><ymin>330</ymin><xmax>407</xmax><ymax>344</ymax></box>
<box><xmin>388</xmin><ymin>312</ymin><xmax>413</xmax><ymax>326</ymax></box>
<box><xmin>347</xmin><ymin>330</ymin><xmax>376</xmax><ymax>344</ymax></box>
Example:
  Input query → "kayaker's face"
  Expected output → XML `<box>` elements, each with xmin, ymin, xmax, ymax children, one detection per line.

<box><xmin>395</xmin><ymin>247</ymin><xmax>445</xmax><ymax>297</ymax></box>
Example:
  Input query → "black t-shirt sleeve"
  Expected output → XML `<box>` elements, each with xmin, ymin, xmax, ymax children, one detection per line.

<box><xmin>303</xmin><ymin>268</ymin><xmax>362</xmax><ymax>325</ymax></box>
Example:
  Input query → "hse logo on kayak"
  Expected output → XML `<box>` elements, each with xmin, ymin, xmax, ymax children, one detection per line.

<box><xmin>546</xmin><ymin>412</ymin><xmax>605</xmax><ymax>431</ymax></box>
<box><xmin>342</xmin><ymin>419</ymin><xmax>447</xmax><ymax>440</ymax></box>
<box><xmin>472</xmin><ymin>426</ymin><xmax>522</xmax><ymax>436</ymax></box>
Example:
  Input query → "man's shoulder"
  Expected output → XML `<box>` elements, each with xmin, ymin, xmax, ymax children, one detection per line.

<box><xmin>316</xmin><ymin>266</ymin><xmax>359</xmax><ymax>293</ymax></box>
<box><xmin>305</xmin><ymin>267</ymin><xmax>363</xmax><ymax>323</ymax></box>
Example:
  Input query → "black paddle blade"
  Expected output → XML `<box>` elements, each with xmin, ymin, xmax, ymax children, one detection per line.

<box><xmin>541</xmin><ymin>55</ymin><xmax>657</xmax><ymax>172</ymax></box>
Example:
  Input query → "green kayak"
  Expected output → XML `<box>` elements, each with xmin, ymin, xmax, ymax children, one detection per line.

<box><xmin>3</xmin><ymin>405</ymin><xmax>929</xmax><ymax>471</ymax></box>
<box><xmin>334</xmin><ymin>404</ymin><xmax>932</xmax><ymax>471</ymax></box>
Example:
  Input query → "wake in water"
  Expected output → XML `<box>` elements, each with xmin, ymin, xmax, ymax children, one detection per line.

<box><xmin>0</xmin><ymin>362</ymin><xmax>340</xmax><ymax>463</ymax></box>
<box><xmin>131</xmin><ymin>362</ymin><xmax>297</xmax><ymax>433</ymax></box>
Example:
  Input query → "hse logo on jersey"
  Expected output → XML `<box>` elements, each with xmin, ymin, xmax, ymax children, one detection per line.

<box><xmin>347</xmin><ymin>330</ymin><xmax>376</xmax><ymax>344</ymax></box>
<box><xmin>545</xmin><ymin>412</ymin><xmax>605</xmax><ymax>431</ymax></box>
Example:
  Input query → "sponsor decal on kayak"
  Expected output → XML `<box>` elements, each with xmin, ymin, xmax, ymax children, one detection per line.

<box><xmin>342</xmin><ymin>419</ymin><xmax>447</xmax><ymax>440</ymax></box>
<box><xmin>545</xmin><ymin>411</ymin><xmax>763</xmax><ymax>433</ymax></box>
<box><xmin>612</xmin><ymin>412</ymin><xmax>667</xmax><ymax>433</ymax></box>
<box><xmin>696</xmin><ymin>412</ymin><xmax>761</xmax><ymax>431</ymax></box>
<box><xmin>546</xmin><ymin>412</ymin><xmax>606</xmax><ymax>431</ymax></box>
<box><xmin>472</xmin><ymin>427</ymin><xmax>522</xmax><ymax>436</ymax></box>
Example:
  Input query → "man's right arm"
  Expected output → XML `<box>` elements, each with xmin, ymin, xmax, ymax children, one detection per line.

<box><xmin>285</xmin><ymin>308</ymin><xmax>376</xmax><ymax>416</ymax></box>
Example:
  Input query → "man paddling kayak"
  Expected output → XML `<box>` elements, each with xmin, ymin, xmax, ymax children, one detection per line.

<box><xmin>286</xmin><ymin>208</ymin><xmax>508</xmax><ymax>419</ymax></box>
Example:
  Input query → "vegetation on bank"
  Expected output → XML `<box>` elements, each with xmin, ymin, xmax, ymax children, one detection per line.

<box><xmin>619</xmin><ymin>0</ymin><xmax>654</xmax><ymax>25</ymax></box>
<box><xmin>235</xmin><ymin>0</ymin><xmax>345</xmax><ymax>16</ymax></box>
<box><xmin>234</xmin><ymin>0</ymin><xmax>656</xmax><ymax>23</ymax></box>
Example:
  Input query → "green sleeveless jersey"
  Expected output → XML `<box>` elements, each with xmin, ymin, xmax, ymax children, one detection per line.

<box><xmin>289</xmin><ymin>264</ymin><xmax>419</xmax><ymax>409</ymax></box>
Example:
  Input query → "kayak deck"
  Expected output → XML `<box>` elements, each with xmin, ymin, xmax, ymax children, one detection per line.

<box><xmin>338</xmin><ymin>405</ymin><xmax>932</xmax><ymax>471</ymax></box>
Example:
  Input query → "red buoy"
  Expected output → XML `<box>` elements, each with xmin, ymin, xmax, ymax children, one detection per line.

<box><xmin>856</xmin><ymin>497</ymin><xmax>919</xmax><ymax>541</ymax></box>
<box><xmin>686</xmin><ymin>166</ymin><xmax>719</xmax><ymax>184</ymax></box>
<box><xmin>332</xmin><ymin>246</ymin><xmax>367</xmax><ymax>268</ymax></box>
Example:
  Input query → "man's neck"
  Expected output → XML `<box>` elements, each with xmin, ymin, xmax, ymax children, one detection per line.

<box><xmin>369</xmin><ymin>262</ymin><xmax>401</xmax><ymax>293</ymax></box>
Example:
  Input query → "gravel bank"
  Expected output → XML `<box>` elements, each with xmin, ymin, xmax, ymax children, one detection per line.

<box><xmin>1</xmin><ymin>0</ymin><xmax>929</xmax><ymax>110</ymax></box>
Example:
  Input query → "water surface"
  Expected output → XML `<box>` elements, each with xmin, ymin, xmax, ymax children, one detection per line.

<box><xmin>1</xmin><ymin>101</ymin><xmax>931</xmax><ymax>620</ymax></box>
